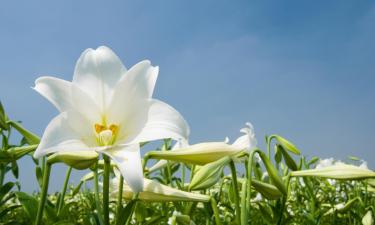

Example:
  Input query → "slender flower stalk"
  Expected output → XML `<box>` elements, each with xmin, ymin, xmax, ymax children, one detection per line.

<box><xmin>35</xmin><ymin>162</ymin><xmax>51</xmax><ymax>225</ymax></box>
<box><xmin>229</xmin><ymin>159</ymin><xmax>241</xmax><ymax>225</ymax></box>
<box><xmin>103</xmin><ymin>155</ymin><xmax>111</xmax><ymax>225</ymax></box>
<box><xmin>93</xmin><ymin>165</ymin><xmax>104</xmax><ymax>225</ymax></box>
<box><xmin>115</xmin><ymin>175</ymin><xmax>124</xmax><ymax>225</ymax></box>
<box><xmin>57</xmin><ymin>166</ymin><xmax>72</xmax><ymax>216</ymax></box>
<box><xmin>210</xmin><ymin>197</ymin><xmax>222</xmax><ymax>225</ymax></box>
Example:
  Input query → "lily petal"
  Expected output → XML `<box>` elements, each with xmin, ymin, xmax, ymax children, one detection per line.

<box><xmin>232</xmin><ymin>122</ymin><xmax>257</xmax><ymax>151</ymax></box>
<box><xmin>103</xmin><ymin>144</ymin><xmax>144</xmax><ymax>192</ymax></box>
<box><xmin>73</xmin><ymin>46</ymin><xmax>127</xmax><ymax>111</ymax></box>
<box><xmin>106</xmin><ymin>61</ymin><xmax>158</xmax><ymax>130</ymax></box>
<box><xmin>34</xmin><ymin>76</ymin><xmax>101</xmax><ymax>123</ymax></box>
<box><xmin>34</xmin><ymin>111</ymin><xmax>96</xmax><ymax>158</ymax></box>
<box><xmin>129</xmin><ymin>100</ymin><xmax>190</xmax><ymax>144</ymax></box>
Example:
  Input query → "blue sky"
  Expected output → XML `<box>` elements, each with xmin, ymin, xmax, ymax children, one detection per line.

<box><xmin>1</xmin><ymin>1</ymin><xmax>374</xmax><ymax>192</ymax></box>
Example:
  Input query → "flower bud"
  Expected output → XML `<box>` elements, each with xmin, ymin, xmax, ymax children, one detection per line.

<box><xmin>111</xmin><ymin>178</ymin><xmax>210</xmax><ymax>202</ymax></box>
<box><xmin>291</xmin><ymin>163</ymin><xmax>375</xmax><ymax>180</ymax></box>
<box><xmin>272</xmin><ymin>135</ymin><xmax>300</xmax><ymax>155</ymax></box>
<box><xmin>148</xmin><ymin>142</ymin><xmax>242</xmax><ymax>165</ymax></box>
<box><xmin>189</xmin><ymin>156</ymin><xmax>231</xmax><ymax>190</ymax></box>
<box><xmin>47</xmin><ymin>151</ymin><xmax>99</xmax><ymax>170</ymax></box>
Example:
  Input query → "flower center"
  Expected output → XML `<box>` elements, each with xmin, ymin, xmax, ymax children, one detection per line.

<box><xmin>95</xmin><ymin>124</ymin><xmax>119</xmax><ymax>146</ymax></box>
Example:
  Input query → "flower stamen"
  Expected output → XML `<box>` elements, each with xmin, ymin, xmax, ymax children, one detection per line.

<box><xmin>95</xmin><ymin>123</ymin><xmax>119</xmax><ymax>146</ymax></box>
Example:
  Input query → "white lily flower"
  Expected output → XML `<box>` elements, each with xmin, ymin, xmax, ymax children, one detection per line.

<box><xmin>148</xmin><ymin>122</ymin><xmax>256</xmax><ymax>171</ymax></box>
<box><xmin>33</xmin><ymin>46</ymin><xmax>189</xmax><ymax>192</ymax></box>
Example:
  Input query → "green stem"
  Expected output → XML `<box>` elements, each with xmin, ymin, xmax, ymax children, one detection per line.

<box><xmin>103</xmin><ymin>155</ymin><xmax>111</xmax><ymax>225</ymax></box>
<box><xmin>115</xmin><ymin>175</ymin><xmax>124</xmax><ymax>225</ymax></box>
<box><xmin>229</xmin><ymin>159</ymin><xmax>241</xmax><ymax>225</ymax></box>
<box><xmin>181</xmin><ymin>164</ymin><xmax>185</xmax><ymax>190</ymax></box>
<box><xmin>240</xmin><ymin>175</ymin><xmax>248</xmax><ymax>225</ymax></box>
<box><xmin>277</xmin><ymin>175</ymin><xmax>290</xmax><ymax>225</ymax></box>
<box><xmin>57</xmin><ymin>166</ymin><xmax>72</xmax><ymax>216</ymax></box>
<box><xmin>0</xmin><ymin>164</ymin><xmax>4</xmax><ymax>186</ymax></box>
<box><xmin>35</xmin><ymin>162</ymin><xmax>51</xmax><ymax>225</ymax></box>
<box><xmin>142</xmin><ymin>154</ymin><xmax>149</xmax><ymax>173</ymax></box>
<box><xmin>94</xmin><ymin>165</ymin><xmax>104</xmax><ymax>225</ymax></box>
<box><xmin>210</xmin><ymin>197</ymin><xmax>222</xmax><ymax>225</ymax></box>
<box><xmin>244</xmin><ymin>150</ymin><xmax>259</xmax><ymax>225</ymax></box>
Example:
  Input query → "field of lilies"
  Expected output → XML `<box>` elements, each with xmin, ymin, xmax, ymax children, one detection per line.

<box><xmin>0</xmin><ymin>47</ymin><xmax>374</xmax><ymax>225</ymax></box>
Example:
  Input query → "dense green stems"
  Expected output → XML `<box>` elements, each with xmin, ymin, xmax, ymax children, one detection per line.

<box><xmin>277</xmin><ymin>175</ymin><xmax>290</xmax><ymax>225</ymax></box>
<box><xmin>94</xmin><ymin>165</ymin><xmax>104</xmax><ymax>225</ymax></box>
<box><xmin>57</xmin><ymin>166</ymin><xmax>72</xmax><ymax>216</ymax></box>
<box><xmin>229</xmin><ymin>159</ymin><xmax>241</xmax><ymax>225</ymax></box>
<box><xmin>35</xmin><ymin>162</ymin><xmax>51</xmax><ymax>225</ymax></box>
<box><xmin>115</xmin><ymin>175</ymin><xmax>124</xmax><ymax>225</ymax></box>
<box><xmin>103</xmin><ymin>155</ymin><xmax>111</xmax><ymax>225</ymax></box>
<box><xmin>210</xmin><ymin>197</ymin><xmax>222</xmax><ymax>225</ymax></box>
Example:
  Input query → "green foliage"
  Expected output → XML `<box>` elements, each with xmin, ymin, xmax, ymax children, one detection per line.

<box><xmin>0</xmin><ymin>103</ymin><xmax>374</xmax><ymax>225</ymax></box>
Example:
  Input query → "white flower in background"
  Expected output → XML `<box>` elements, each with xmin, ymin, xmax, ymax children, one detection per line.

<box><xmin>315</xmin><ymin>158</ymin><xmax>335</xmax><ymax>169</ymax></box>
<box><xmin>231</xmin><ymin>122</ymin><xmax>257</xmax><ymax>152</ymax></box>
<box><xmin>359</xmin><ymin>160</ymin><xmax>368</xmax><ymax>169</ymax></box>
<box><xmin>253</xmin><ymin>193</ymin><xmax>262</xmax><ymax>202</ymax></box>
<box><xmin>148</xmin><ymin>122</ymin><xmax>257</xmax><ymax>172</ymax></box>
<box><xmin>33</xmin><ymin>46</ymin><xmax>189</xmax><ymax>192</ymax></box>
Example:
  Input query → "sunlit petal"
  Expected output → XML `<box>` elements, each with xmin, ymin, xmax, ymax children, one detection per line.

<box><xmin>102</xmin><ymin>144</ymin><xmax>144</xmax><ymax>192</ymax></box>
<box><xmin>34</xmin><ymin>111</ymin><xmax>97</xmax><ymax>158</ymax></box>
<box><xmin>128</xmin><ymin>100</ymin><xmax>190</xmax><ymax>144</ymax></box>
<box><xmin>34</xmin><ymin>76</ymin><xmax>101</xmax><ymax>123</ymax></box>
<box><xmin>73</xmin><ymin>46</ymin><xmax>127</xmax><ymax>111</ymax></box>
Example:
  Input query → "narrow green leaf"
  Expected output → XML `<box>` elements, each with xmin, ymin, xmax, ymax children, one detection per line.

<box><xmin>11</xmin><ymin>161</ymin><xmax>19</xmax><ymax>179</ymax></box>
<box><xmin>117</xmin><ymin>200</ymin><xmax>137</xmax><ymax>225</ymax></box>
<box><xmin>35</xmin><ymin>166</ymin><xmax>43</xmax><ymax>188</ymax></box>
<box><xmin>8</xmin><ymin>121</ymin><xmax>40</xmax><ymax>145</ymax></box>
<box><xmin>0</xmin><ymin>182</ymin><xmax>15</xmax><ymax>202</ymax></box>
<box><xmin>278</xmin><ymin>145</ymin><xmax>298</xmax><ymax>171</ymax></box>
<box><xmin>15</xmin><ymin>192</ymin><xmax>39</xmax><ymax>221</ymax></box>
<box><xmin>0</xmin><ymin>101</ymin><xmax>9</xmax><ymax>130</ymax></box>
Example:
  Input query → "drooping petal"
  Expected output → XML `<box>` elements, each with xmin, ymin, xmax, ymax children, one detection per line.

<box><xmin>102</xmin><ymin>144</ymin><xmax>144</xmax><ymax>192</ymax></box>
<box><xmin>106</xmin><ymin>61</ymin><xmax>158</xmax><ymax>131</ymax></box>
<box><xmin>34</xmin><ymin>76</ymin><xmax>101</xmax><ymax>123</ymax></box>
<box><xmin>73</xmin><ymin>46</ymin><xmax>127</xmax><ymax>111</ymax></box>
<box><xmin>34</xmin><ymin>111</ymin><xmax>97</xmax><ymax>158</ymax></box>
<box><xmin>127</xmin><ymin>100</ymin><xmax>190</xmax><ymax>144</ymax></box>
